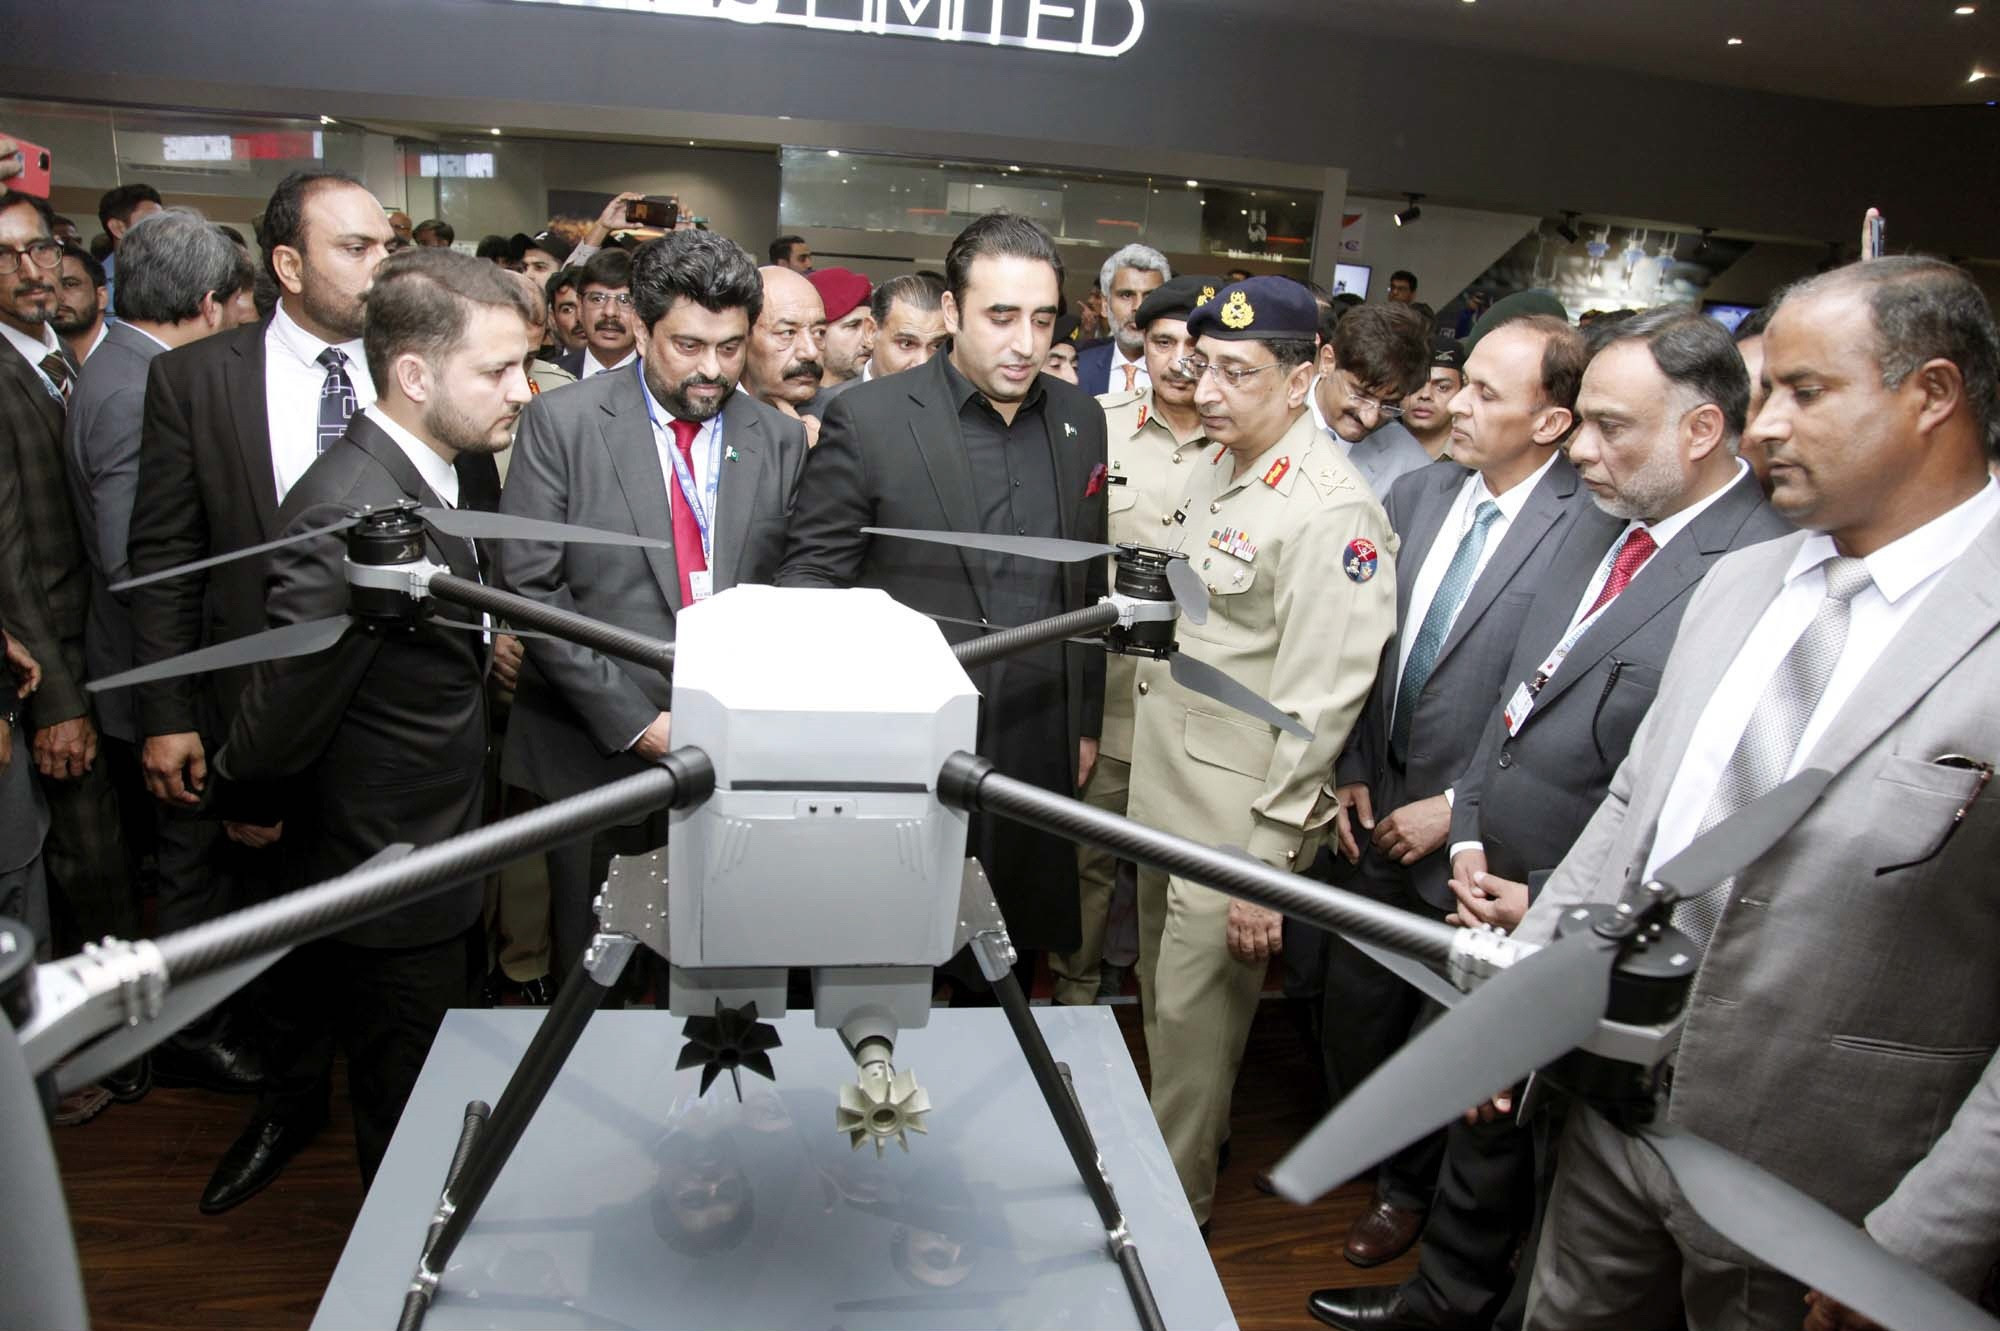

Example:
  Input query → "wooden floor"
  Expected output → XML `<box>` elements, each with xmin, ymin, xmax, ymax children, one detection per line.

<box><xmin>53</xmin><ymin>1001</ymin><xmax>1416</xmax><ymax>1330</ymax></box>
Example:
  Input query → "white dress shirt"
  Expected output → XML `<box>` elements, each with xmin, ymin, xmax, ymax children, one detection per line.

<box><xmin>1395</xmin><ymin>452</ymin><xmax>1558</xmax><ymax>693</ymax></box>
<box><xmin>362</xmin><ymin>405</ymin><xmax>459</xmax><ymax>507</ymax></box>
<box><xmin>1643</xmin><ymin>478</ymin><xmax>2000</xmax><ymax>879</ymax></box>
<box><xmin>578</xmin><ymin>346</ymin><xmax>638</xmax><ymax>381</ymax></box>
<box><xmin>1110</xmin><ymin>344</ymin><xmax>1149</xmax><ymax>394</ymax></box>
<box><xmin>1308</xmin><ymin>380</ymin><xmax>1352</xmax><ymax>457</ymax></box>
<box><xmin>639</xmin><ymin>374</ymin><xmax>724</xmax><ymax>554</ymax></box>
<box><xmin>266</xmin><ymin>302</ymin><xmax>375</xmax><ymax>503</ymax></box>
<box><xmin>1</xmin><ymin>317</ymin><xmax>64</xmax><ymax>400</ymax></box>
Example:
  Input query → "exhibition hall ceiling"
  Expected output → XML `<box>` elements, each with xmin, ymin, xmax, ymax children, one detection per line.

<box><xmin>1283</xmin><ymin>0</ymin><xmax>1997</xmax><ymax>107</ymax></box>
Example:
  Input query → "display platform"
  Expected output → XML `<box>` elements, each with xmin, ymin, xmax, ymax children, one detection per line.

<box><xmin>313</xmin><ymin>1005</ymin><xmax>1236</xmax><ymax>1330</ymax></box>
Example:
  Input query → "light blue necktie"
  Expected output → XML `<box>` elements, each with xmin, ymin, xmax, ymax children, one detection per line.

<box><xmin>1391</xmin><ymin>500</ymin><xmax>1501</xmax><ymax>761</ymax></box>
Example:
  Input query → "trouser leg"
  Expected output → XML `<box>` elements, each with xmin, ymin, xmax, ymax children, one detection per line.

<box><xmin>1400</xmin><ymin>1112</ymin><xmax>1541</xmax><ymax>1325</ymax></box>
<box><xmin>492</xmin><ymin>785</ymin><xmax>552</xmax><ymax>984</ymax></box>
<box><xmin>38</xmin><ymin>745</ymin><xmax>133</xmax><ymax>949</ymax></box>
<box><xmin>1147</xmin><ymin>874</ymin><xmax>1266</xmax><ymax>1226</ymax></box>
<box><xmin>1524</xmin><ymin>1105</ymin><xmax>1685</xmax><ymax>1331</ymax></box>
<box><xmin>1048</xmin><ymin>754</ymin><xmax>1129</xmax><ymax>1006</ymax></box>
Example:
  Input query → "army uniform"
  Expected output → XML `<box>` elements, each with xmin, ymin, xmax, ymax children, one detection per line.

<box><xmin>1125</xmin><ymin>277</ymin><xmax>1398</xmax><ymax>1225</ymax></box>
<box><xmin>1048</xmin><ymin>380</ymin><xmax>1211</xmax><ymax>1005</ymax></box>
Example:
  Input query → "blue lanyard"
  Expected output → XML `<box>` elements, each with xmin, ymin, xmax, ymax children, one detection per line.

<box><xmin>638</xmin><ymin>363</ymin><xmax>722</xmax><ymax>563</ymax></box>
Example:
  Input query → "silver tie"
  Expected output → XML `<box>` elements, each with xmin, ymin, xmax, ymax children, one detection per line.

<box><xmin>1672</xmin><ymin>556</ymin><xmax>1873</xmax><ymax>948</ymax></box>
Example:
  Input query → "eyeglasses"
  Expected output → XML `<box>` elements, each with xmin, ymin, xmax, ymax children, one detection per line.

<box><xmin>0</xmin><ymin>240</ymin><xmax>61</xmax><ymax>275</ymax></box>
<box><xmin>1342</xmin><ymin>373</ymin><xmax>1405</xmax><ymax>420</ymax></box>
<box><xmin>582</xmin><ymin>291</ymin><xmax>634</xmax><ymax>308</ymax></box>
<box><xmin>1175</xmin><ymin>355</ymin><xmax>1283</xmax><ymax>389</ymax></box>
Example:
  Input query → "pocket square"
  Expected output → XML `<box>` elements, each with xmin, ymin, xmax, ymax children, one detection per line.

<box><xmin>1085</xmin><ymin>462</ymin><xmax>1107</xmax><ymax>498</ymax></box>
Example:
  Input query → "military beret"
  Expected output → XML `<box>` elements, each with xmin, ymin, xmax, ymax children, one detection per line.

<box><xmin>509</xmin><ymin>230</ymin><xmax>574</xmax><ymax>266</ymax></box>
<box><xmin>806</xmin><ymin>266</ymin><xmax>872</xmax><ymax>323</ymax></box>
<box><xmin>1465</xmin><ymin>289</ymin><xmax>1569</xmax><ymax>351</ymax></box>
<box><xmin>1186</xmin><ymin>275</ymin><xmax>1319</xmax><ymax>343</ymax></box>
<box><xmin>1429</xmin><ymin>332</ymin><xmax>1468</xmax><ymax>370</ymax></box>
<box><xmin>1133</xmin><ymin>274</ymin><xmax>1221</xmax><ymax>330</ymax></box>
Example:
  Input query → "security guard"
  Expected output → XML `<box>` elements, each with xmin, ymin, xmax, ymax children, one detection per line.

<box><xmin>1049</xmin><ymin>275</ymin><xmax>1218</xmax><ymax>1007</ymax></box>
<box><xmin>1126</xmin><ymin>276</ymin><xmax>1398</xmax><ymax>1229</ymax></box>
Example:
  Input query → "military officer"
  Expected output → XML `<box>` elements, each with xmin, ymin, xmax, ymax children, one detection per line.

<box><xmin>1127</xmin><ymin>277</ymin><xmax>1398</xmax><ymax>1229</ymax></box>
<box><xmin>1049</xmin><ymin>274</ymin><xmax>1218</xmax><ymax>1007</ymax></box>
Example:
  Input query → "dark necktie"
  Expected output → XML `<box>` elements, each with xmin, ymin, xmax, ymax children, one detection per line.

<box><xmin>1392</xmin><ymin>500</ymin><xmax>1501</xmax><ymax>761</ymax></box>
<box><xmin>1672</xmin><ymin>556</ymin><xmax>1874</xmax><ymax>947</ymax></box>
<box><xmin>1582</xmin><ymin>526</ymin><xmax>1658</xmax><ymax>620</ymax></box>
<box><xmin>667</xmin><ymin>418</ymin><xmax>708</xmax><ymax>604</ymax></box>
<box><xmin>38</xmin><ymin>351</ymin><xmax>72</xmax><ymax>408</ymax></box>
<box><xmin>316</xmin><ymin>347</ymin><xmax>356</xmax><ymax>453</ymax></box>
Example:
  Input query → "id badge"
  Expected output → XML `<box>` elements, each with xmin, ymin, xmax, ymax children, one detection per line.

<box><xmin>689</xmin><ymin>570</ymin><xmax>714</xmax><ymax>602</ymax></box>
<box><xmin>1502</xmin><ymin>681</ymin><xmax>1535</xmax><ymax>735</ymax></box>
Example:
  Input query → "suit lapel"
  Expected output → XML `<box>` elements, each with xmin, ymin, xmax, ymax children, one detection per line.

<box><xmin>1</xmin><ymin>348</ymin><xmax>63</xmax><ymax>439</ymax></box>
<box><xmin>1802</xmin><ymin>513</ymin><xmax>2000</xmax><ymax>776</ymax></box>
<box><xmin>711</xmin><ymin>392</ymin><xmax>765</xmax><ymax>590</ymax></box>
<box><xmin>599</xmin><ymin>370</ymin><xmax>682</xmax><ymax>612</ymax></box>
<box><xmin>1436</xmin><ymin>455</ymin><xmax>1575</xmax><ymax>667</ymax></box>
<box><xmin>906</xmin><ymin>359</ymin><xmax>990</xmax><ymax>618</ymax></box>
<box><xmin>1044</xmin><ymin>387</ymin><xmax>1089</xmax><ymax>607</ymax></box>
<box><xmin>1396</xmin><ymin>464</ymin><xmax>1466</xmax><ymax>633</ymax></box>
<box><xmin>344</xmin><ymin>418</ymin><xmax>479</xmax><ymax>580</ymax></box>
<box><xmin>227</xmin><ymin>325</ymin><xmax>279</xmax><ymax>540</ymax></box>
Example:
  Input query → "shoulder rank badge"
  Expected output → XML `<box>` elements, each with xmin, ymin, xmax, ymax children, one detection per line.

<box><xmin>1261</xmin><ymin>455</ymin><xmax>1291</xmax><ymax>488</ymax></box>
<box><xmin>1135</xmin><ymin>403</ymin><xmax>1149</xmax><ymax>431</ymax></box>
<box><xmin>1344</xmin><ymin>537</ymin><xmax>1379</xmax><ymax>583</ymax></box>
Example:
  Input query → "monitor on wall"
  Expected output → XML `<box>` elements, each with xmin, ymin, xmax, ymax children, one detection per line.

<box><xmin>1702</xmin><ymin>301</ymin><xmax>1759</xmax><ymax>333</ymax></box>
<box><xmin>1333</xmin><ymin>263</ymin><xmax>1372</xmax><ymax>299</ymax></box>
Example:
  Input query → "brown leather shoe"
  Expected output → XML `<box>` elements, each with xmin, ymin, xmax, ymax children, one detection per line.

<box><xmin>1343</xmin><ymin>1197</ymin><xmax>1425</xmax><ymax>1267</ymax></box>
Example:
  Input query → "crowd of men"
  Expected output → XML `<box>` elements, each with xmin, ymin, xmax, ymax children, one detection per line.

<box><xmin>0</xmin><ymin>150</ymin><xmax>1995</xmax><ymax>1331</ymax></box>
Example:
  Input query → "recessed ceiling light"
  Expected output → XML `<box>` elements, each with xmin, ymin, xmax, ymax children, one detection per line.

<box><xmin>1955</xmin><ymin>4</ymin><xmax>1976</xmax><ymax>13</ymax></box>
<box><xmin>826</xmin><ymin>148</ymin><xmax>841</xmax><ymax>156</ymax></box>
<box><xmin>1185</xmin><ymin>179</ymin><xmax>1199</xmax><ymax>187</ymax></box>
<box><xmin>1726</xmin><ymin>36</ymin><xmax>1744</xmax><ymax>45</ymax></box>
<box><xmin>319</xmin><ymin>115</ymin><xmax>335</xmax><ymax>125</ymax></box>
<box><xmin>1009</xmin><ymin>165</ymin><xmax>1021</xmax><ymax>172</ymax></box>
<box><xmin>489</xmin><ymin>127</ymin><xmax>502</xmax><ymax>135</ymax></box>
<box><xmin>1972</xmin><ymin>67</ymin><xmax>1994</xmax><ymax>81</ymax></box>
<box><xmin>778</xmin><ymin>114</ymin><xmax>792</xmax><ymax>120</ymax></box>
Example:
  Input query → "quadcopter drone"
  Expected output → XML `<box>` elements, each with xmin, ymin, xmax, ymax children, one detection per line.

<box><xmin>2</xmin><ymin>510</ymin><xmax>1989</xmax><ymax>1331</ymax></box>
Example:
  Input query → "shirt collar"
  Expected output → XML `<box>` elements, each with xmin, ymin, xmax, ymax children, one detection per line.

<box><xmin>1111</xmin><ymin>343</ymin><xmax>1143</xmax><ymax>371</ymax></box>
<box><xmin>269</xmin><ymin>300</ymin><xmax>364</xmax><ymax>370</ymax></box>
<box><xmin>941</xmin><ymin>352</ymin><xmax>1046</xmax><ymax>416</ymax></box>
<box><xmin>638</xmin><ymin>367</ymin><xmax>722</xmax><ymax>439</ymax></box>
<box><xmin>0</xmin><ymin>317</ymin><xmax>59</xmax><ymax>367</ymax></box>
<box><xmin>363</xmin><ymin>405</ymin><xmax>459</xmax><ymax>508</ymax></box>
<box><xmin>584</xmin><ymin>345</ymin><xmax>637</xmax><ymax>374</ymax></box>
<box><xmin>1628</xmin><ymin>460</ymin><xmax>1749</xmax><ymax>552</ymax></box>
<box><xmin>1473</xmin><ymin>449</ymin><xmax>1559</xmax><ymax>521</ymax></box>
<box><xmin>1783</xmin><ymin>477</ymin><xmax>2000</xmax><ymax>604</ymax></box>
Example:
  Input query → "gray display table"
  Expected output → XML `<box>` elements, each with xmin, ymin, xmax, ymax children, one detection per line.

<box><xmin>314</xmin><ymin>1006</ymin><xmax>1236</xmax><ymax>1330</ymax></box>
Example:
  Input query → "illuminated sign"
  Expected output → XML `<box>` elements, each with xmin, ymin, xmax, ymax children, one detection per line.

<box><xmin>501</xmin><ymin>0</ymin><xmax>1144</xmax><ymax>58</ymax></box>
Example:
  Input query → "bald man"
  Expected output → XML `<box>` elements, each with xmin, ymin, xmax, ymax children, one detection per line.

<box><xmin>745</xmin><ymin>265</ymin><xmax>827</xmax><ymax>444</ymax></box>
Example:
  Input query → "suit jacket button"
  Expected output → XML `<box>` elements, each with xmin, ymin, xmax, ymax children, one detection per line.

<box><xmin>1498</xmin><ymin>751</ymin><xmax>1513</xmax><ymax>769</ymax></box>
<box><xmin>1160</xmin><ymin>514</ymin><xmax>1173</xmax><ymax>525</ymax></box>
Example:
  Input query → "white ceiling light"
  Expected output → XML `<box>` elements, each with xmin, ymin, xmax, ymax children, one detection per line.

<box><xmin>489</xmin><ymin>127</ymin><xmax>502</xmax><ymax>135</ymax></box>
<box><xmin>1185</xmin><ymin>179</ymin><xmax>1199</xmax><ymax>187</ymax></box>
<box><xmin>826</xmin><ymin>148</ymin><xmax>841</xmax><ymax>156</ymax></box>
<box><xmin>1726</xmin><ymin>36</ymin><xmax>1744</xmax><ymax>46</ymax></box>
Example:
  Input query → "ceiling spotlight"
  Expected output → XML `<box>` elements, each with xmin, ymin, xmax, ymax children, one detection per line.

<box><xmin>1185</xmin><ymin>179</ymin><xmax>1200</xmax><ymax>187</ymax></box>
<box><xmin>1554</xmin><ymin>210</ymin><xmax>1581</xmax><ymax>244</ymax></box>
<box><xmin>319</xmin><ymin>115</ymin><xmax>335</xmax><ymax>125</ymax></box>
<box><xmin>826</xmin><ymin>148</ymin><xmax>841</xmax><ymax>157</ymax></box>
<box><xmin>489</xmin><ymin>127</ymin><xmax>502</xmax><ymax>136</ymax></box>
<box><xmin>1954</xmin><ymin>4</ymin><xmax>1975</xmax><ymax>13</ymax></box>
<box><xmin>1971</xmin><ymin>67</ymin><xmax>1994</xmax><ymax>82</ymax></box>
<box><xmin>1696</xmin><ymin>226</ymin><xmax>1716</xmax><ymax>255</ymax></box>
<box><xmin>1726</xmin><ymin>36</ymin><xmax>1744</xmax><ymax>45</ymax></box>
<box><xmin>1009</xmin><ymin>165</ymin><xmax>1021</xmax><ymax>173</ymax></box>
<box><xmin>1393</xmin><ymin>193</ymin><xmax>1423</xmax><ymax>227</ymax></box>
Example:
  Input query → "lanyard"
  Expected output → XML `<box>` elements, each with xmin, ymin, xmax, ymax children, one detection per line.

<box><xmin>1526</xmin><ymin>536</ymin><xmax>1638</xmax><ymax>696</ymax></box>
<box><xmin>637</xmin><ymin>363</ymin><xmax>722</xmax><ymax>564</ymax></box>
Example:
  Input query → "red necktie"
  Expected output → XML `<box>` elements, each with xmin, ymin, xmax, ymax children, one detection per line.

<box><xmin>1583</xmin><ymin>526</ymin><xmax>1657</xmax><ymax>619</ymax></box>
<box><xmin>667</xmin><ymin>418</ymin><xmax>708</xmax><ymax>604</ymax></box>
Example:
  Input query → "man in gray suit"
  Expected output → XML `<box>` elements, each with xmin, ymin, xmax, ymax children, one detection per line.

<box><xmin>1309</xmin><ymin>302</ymin><xmax>1433</xmax><ymax>500</ymax></box>
<box><xmin>498</xmin><ymin>230</ymin><xmax>807</xmax><ymax>981</ymax></box>
<box><xmin>1517</xmin><ymin>258</ymin><xmax>2000</xmax><ymax>1328</ymax></box>
<box><xmin>1309</xmin><ymin>308</ymin><xmax>1791</xmax><ymax>1331</ymax></box>
<box><xmin>1322</xmin><ymin>314</ymin><xmax>1594</xmax><ymax>1269</ymax></box>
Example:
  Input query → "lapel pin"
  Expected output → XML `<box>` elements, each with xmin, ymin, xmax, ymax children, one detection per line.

<box><xmin>1063</xmin><ymin>422</ymin><xmax>1077</xmax><ymax>438</ymax></box>
<box><xmin>725</xmin><ymin>445</ymin><xmax>740</xmax><ymax>462</ymax></box>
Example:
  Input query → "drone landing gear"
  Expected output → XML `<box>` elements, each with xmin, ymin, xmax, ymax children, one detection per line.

<box><xmin>966</xmin><ymin>924</ymin><xmax>1168</xmax><ymax>1331</ymax></box>
<box><xmin>395</xmin><ymin>932</ymin><xmax>635</xmax><ymax>1331</ymax></box>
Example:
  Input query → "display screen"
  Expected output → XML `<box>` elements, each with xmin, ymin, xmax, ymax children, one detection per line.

<box><xmin>1333</xmin><ymin>263</ymin><xmax>1371</xmax><ymax>298</ymax></box>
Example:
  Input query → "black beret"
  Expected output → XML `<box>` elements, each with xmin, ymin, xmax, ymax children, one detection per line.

<box><xmin>509</xmin><ymin>230</ymin><xmax>574</xmax><ymax>266</ymax></box>
<box><xmin>1185</xmin><ymin>275</ymin><xmax>1319</xmax><ymax>342</ymax></box>
<box><xmin>1429</xmin><ymin>333</ymin><xmax>1467</xmax><ymax>370</ymax></box>
<box><xmin>1133</xmin><ymin>274</ymin><xmax>1222</xmax><ymax>330</ymax></box>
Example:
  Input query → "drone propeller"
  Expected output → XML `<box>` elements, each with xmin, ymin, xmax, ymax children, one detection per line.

<box><xmin>85</xmin><ymin>615</ymin><xmax>357</xmax><ymax>692</ymax></box>
<box><xmin>112</xmin><ymin>506</ymin><xmax>671</xmax><ymax>593</ymax></box>
<box><xmin>862</xmin><ymin>526</ymin><xmax>1210</xmax><ymax>624</ymax></box>
<box><xmin>1167</xmin><ymin>651</ymin><xmax>1310</xmax><ymax>741</ymax></box>
<box><xmin>1269</xmin><ymin>767</ymin><xmax>1835</xmax><ymax>1205</ymax></box>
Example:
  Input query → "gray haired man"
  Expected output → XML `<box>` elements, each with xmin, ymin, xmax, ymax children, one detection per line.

<box><xmin>1078</xmin><ymin>242</ymin><xmax>1170</xmax><ymax>395</ymax></box>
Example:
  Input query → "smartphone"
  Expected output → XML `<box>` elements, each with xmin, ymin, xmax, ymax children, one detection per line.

<box><xmin>2</xmin><ymin>135</ymin><xmax>53</xmax><ymax>198</ymax></box>
<box><xmin>625</xmin><ymin>195</ymin><xmax>679</xmax><ymax>230</ymax></box>
<box><xmin>1863</xmin><ymin>207</ymin><xmax>1885</xmax><ymax>261</ymax></box>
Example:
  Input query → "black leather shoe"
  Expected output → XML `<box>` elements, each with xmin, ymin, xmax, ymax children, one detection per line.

<box><xmin>199</xmin><ymin>1113</ymin><xmax>322</xmax><ymax>1214</ymax></box>
<box><xmin>154</xmin><ymin>1033</ymin><xmax>268</xmax><ymax>1095</ymax></box>
<box><xmin>515</xmin><ymin>974</ymin><xmax>555</xmax><ymax>1006</ymax></box>
<box><xmin>100</xmin><ymin>1057</ymin><xmax>152</xmax><ymax>1104</ymax></box>
<box><xmin>1308</xmin><ymin>1285</ymin><xmax>1464</xmax><ymax>1331</ymax></box>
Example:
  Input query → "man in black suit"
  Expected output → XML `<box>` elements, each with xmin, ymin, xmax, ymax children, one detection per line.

<box><xmin>497</xmin><ymin>230</ymin><xmax>808</xmax><ymax>982</ymax></box>
<box><xmin>1323</xmin><ymin>315</ymin><xmax>1593</xmax><ymax>1269</ymax></box>
<box><xmin>126</xmin><ymin>170</ymin><xmax>394</xmax><ymax>1190</ymax></box>
<box><xmin>1307</xmin><ymin>314</ymin><xmax>1790</xmax><ymax>1329</ymax></box>
<box><xmin>778</xmin><ymin>211</ymin><xmax>1108</xmax><ymax>986</ymax></box>
<box><xmin>209</xmin><ymin>249</ymin><xmax>532</xmax><ymax>1203</ymax></box>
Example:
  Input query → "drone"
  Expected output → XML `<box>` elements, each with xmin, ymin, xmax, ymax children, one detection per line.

<box><xmin>3</xmin><ymin>513</ymin><xmax>1990</xmax><ymax>1331</ymax></box>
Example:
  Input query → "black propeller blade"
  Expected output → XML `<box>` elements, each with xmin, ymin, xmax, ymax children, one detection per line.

<box><xmin>1644</xmin><ymin>1125</ymin><xmax>1999</xmax><ymax>1331</ymax></box>
<box><xmin>111</xmin><ymin>516</ymin><xmax>360</xmax><ymax>593</ymax></box>
<box><xmin>1167</xmin><ymin>652</ymin><xmax>1311</xmax><ymax>741</ymax></box>
<box><xmin>862</xmin><ymin>526</ymin><xmax>1210</xmax><ymax>624</ymax></box>
<box><xmin>1269</xmin><ymin>768</ymin><xmax>1835</xmax><ymax>1204</ymax></box>
<box><xmin>86</xmin><ymin>615</ymin><xmax>356</xmax><ymax>692</ymax></box>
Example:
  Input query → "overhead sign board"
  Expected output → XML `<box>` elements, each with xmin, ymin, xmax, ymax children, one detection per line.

<box><xmin>501</xmin><ymin>0</ymin><xmax>1145</xmax><ymax>58</ymax></box>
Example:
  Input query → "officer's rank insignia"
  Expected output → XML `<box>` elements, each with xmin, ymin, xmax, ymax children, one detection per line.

<box><xmin>1220</xmin><ymin>290</ymin><xmax>1255</xmax><ymax>330</ymax></box>
<box><xmin>1261</xmin><ymin>455</ymin><xmax>1291</xmax><ymax>487</ymax></box>
<box><xmin>1136</xmin><ymin>404</ymin><xmax>1149</xmax><ymax>430</ymax></box>
<box><xmin>1197</xmin><ymin>285</ymin><xmax>1217</xmax><ymax>307</ymax></box>
<box><xmin>1344</xmin><ymin>537</ymin><xmax>1379</xmax><ymax>583</ymax></box>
